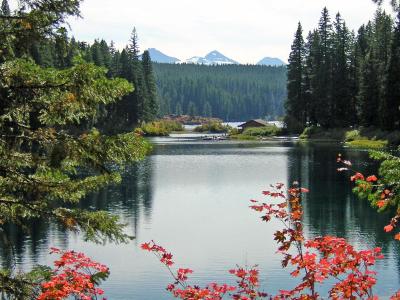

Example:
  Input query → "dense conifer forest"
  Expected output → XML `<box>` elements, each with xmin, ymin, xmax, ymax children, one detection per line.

<box><xmin>286</xmin><ymin>7</ymin><xmax>400</xmax><ymax>132</ymax></box>
<box><xmin>153</xmin><ymin>63</ymin><xmax>287</xmax><ymax>121</ymax></box>
<box><xmin>25</xmin><ymin>24</ymin><xmax>288</xmax><ymax>123</ymax></box>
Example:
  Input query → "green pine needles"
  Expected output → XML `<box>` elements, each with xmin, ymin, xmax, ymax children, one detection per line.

<box><xmin>0</xmin><ymin>0</ymin><xmax>149</xmax><ymax>297</ymax></box>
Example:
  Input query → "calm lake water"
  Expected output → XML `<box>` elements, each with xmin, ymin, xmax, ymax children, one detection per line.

<box><xmin>1</xmin><ymin>136</ymin><xmax>399</xmax><ymax>299</ymax></box>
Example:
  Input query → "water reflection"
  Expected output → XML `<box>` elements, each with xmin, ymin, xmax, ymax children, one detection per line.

<box><xmin>0</xmin><ymin>140</ymin><xmax>399</xmax><ymax>298</ymax></box>
<box><xmin>287</xmin><ymin>142</ymin><xmax>400</xmax><ymax>294</ymax></box>
<box><xmin>0</xmin><ymin>158</ymin><xmax>154</xmax><ymax>267</ymax></box>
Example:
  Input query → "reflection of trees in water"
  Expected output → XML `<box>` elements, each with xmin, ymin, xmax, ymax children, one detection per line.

<box><xmin>287</xmin><ymin>143</ymin><xmax>400</xmax><ymax>280</ymax></box>
<box><xmin>0</xmin><ymin>158</ymin><xmax>154</xmax><ymax>267</ymax></box>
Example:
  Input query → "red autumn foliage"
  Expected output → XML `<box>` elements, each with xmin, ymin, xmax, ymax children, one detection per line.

<box><xmin>337</xmin><ymin>154</ymin><xmax>400</xmax><ymax>241</ymax></box>
<box><xmin>142</xmin><ymin>181</ymin><xmax>398</xmax><ymax>299</ymax></box>
<box><xmin>37</xmin><ymin>248</ymin><xmax>108</xmax><ymax>300</ymax></box>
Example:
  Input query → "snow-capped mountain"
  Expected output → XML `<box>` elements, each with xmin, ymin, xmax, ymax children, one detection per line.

<box><xmin>204</xmin><ymin>50</ymin><xmax>238</xmax><ymax>64</ymax></box>
<box><xmin>141</xmin><ymin>48</ymin><xmax>286</xmax><ymax>66</ymax></box>
<box><xmin>142</xmin><ymin>48</ymin><xmax>181</xmax><ymax>64</ymax></box>
<box><xmin>185</xmin><ymin>56</ymin><xmax>211</xmax><ymax>64</ymax></box>
<box><xmin>257</xmin><ymin>57</ymin><xmax>286</xmax><ymax>66</ymax></box>
<box><xmin>184</xmin><ymin>50</ymin><xmax>238</xmax><ymax>65</ymax></box>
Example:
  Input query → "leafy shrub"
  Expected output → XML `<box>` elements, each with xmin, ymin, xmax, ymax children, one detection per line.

<box><xmin>345</xmin><ymin>129</ymin><xmax>361</xmax><ymax>141</ymax></box>
<box><xmin>242</xmin><ymin>125</ymin><xmax>280</xmax><ymax>137</ymax></box>
<box><xmin>194</xmin><ymin>122</ymin><xmax>230</xmax><ymax>133</ymax></box>
<box><xmin>141</xmin><ymin>120</ymin><xmax>184</xmax><ymax>136</ymax></box>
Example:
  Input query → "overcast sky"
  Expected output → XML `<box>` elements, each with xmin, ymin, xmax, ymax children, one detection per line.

<box><xmin>67</xmin><ymin>0</ymin><xmax>393</xmax><ymax>64</ymax></box>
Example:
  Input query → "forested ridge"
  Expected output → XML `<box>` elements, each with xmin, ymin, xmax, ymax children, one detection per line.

<box><xmin>153</xmin><ymin>63</ymin><xmax>287</xmax><ymax>121</ymax></box>
<box><xmin>286</xmin><ymin>7</ymin><xmax>400</xmax><ymax>133</ymax></box>
<box><xmin>28</xmin><ymin>29</ymin><xmax>288</xmax><ymax>123</ymax></box>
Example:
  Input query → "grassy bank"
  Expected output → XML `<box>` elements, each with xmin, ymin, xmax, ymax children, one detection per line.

<box><xmin>299</xmin><ymin>126</ymin><xmax>399</xmax><ymax>149</ymax></box>
<box><xmin>230</xmin><ymin>125</ymin><xmax>281</xmax><ymax>140</ymax></box>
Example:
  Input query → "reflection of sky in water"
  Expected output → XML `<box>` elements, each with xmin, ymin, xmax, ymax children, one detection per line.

<box><xmin>1</xmin><ymin>140</ymin><xmax>399</xmax><ymax>299</ymax></box>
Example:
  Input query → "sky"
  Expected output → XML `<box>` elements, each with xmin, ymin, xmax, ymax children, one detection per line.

<box><xmin>66</xmin><ymin>0</ymin><xmax>394</xmax><ymax>64</ymax></box>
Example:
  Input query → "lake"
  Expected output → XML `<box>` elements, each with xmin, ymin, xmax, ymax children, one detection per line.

<box><xmin>1</xmin><ymin>136</ymin><xmax>399</xmax><ymax>299</ymax></box>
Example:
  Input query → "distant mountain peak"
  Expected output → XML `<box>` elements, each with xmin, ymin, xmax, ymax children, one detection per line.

<box><xmin>184</xmin><ymin>50</ymin><xmax>238</xmax><ymax>65</ymax></box>
<box><xmin>205</xmin><ymin>50</ymin><xmax>223</xmax><ymax>57</ymax></box>
<box><xmin>257</xmin><ymin>57</ymin><xmax>286</xmax><ymax>66</ymax></box>
<box><xmin>143</xmin><ymin>48</ymin><xmax>180</xmax><ymax>64</ymax></box>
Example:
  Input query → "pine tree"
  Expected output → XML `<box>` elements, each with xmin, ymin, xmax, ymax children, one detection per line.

<box><xmin>315</xmin><ymin>7</ymin><xmax>334</xmax><ymax>127</ymax></box>
<box><xmin>142</xmin><ymin>50</ymin><xmax>159</xmax><ymax>121</ymax></box>
<box><xmin>99</xmin><ymin>39</ymin><xmax>111</xmax><ymax>68</ymax></box>
<box><xmin>90</xmin><ymin>39</ymin><xmax>104</xmax><ymax>66</ymax></box>
<box><xmin>109</xmin><ymin>41</ymin><xmax>120</xmax><ymax>77</ymax></box>
<box><xmin>127</xmin><ymin>28</ymin><xmax>147</xmax><ymax>123</ymax></box>
<box><xmin>331</xmin><ymin>13</ymin><xmax>355</xmax><ymax>126</ymax></box>
<box><xmin>128</xmin><ymin>27</ymin><xmax>140</xmax><ymax>60</ymax></box>
<box><xmin>358</xmin><ymin>51</ymin><xmax>381</xmax><ymax>126</ymax></box>
<box><xmin>305</xmin><ymin>30</ymin><xmax>322</xmax><ymax>126</ymax></box>
<box><xmin>382</xmin><ymin>11</ymin><xmax>400</xmax><ymax>130</ymax></box>
<box><xmin>285</xmin><ymin>22</ymin><xmax>306</xmax><ymax>132</ymax></box>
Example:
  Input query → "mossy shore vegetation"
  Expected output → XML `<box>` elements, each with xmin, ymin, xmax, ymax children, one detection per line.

<box><xmin>299</xmin><ymin>126</ymin><xmax>400</xmax><ymax>149</ymax></box>
<box><xmin>194</xmin><ymin>122</ymin><xmax>231</xmax><ymax>133</ymax></box>
<box><xmin>230</xmin><ymin>124</ymin><xmax>282</xmax><ymax>140</ymax></box>
<box><xmin>139</xmin><ymin>120</ymin><xmax>184</xmax><ymax>136</ymax></box>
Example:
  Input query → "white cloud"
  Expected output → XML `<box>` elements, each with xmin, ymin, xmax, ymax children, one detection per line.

<box><xmin>67</xmin><ymin>0</ymin><xmax>394</xmax><ymax>64</ymax></box>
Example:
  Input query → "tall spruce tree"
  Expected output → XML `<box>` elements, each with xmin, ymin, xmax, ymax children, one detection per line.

<box><xmin>358</xmin><ymin>51</ymin><xmax>381</xmax><ymax>126</ymax></box>
<box><xmin>285</xmin><ymin>22</ymin><xmax>306</xmax><ymax>132</ymax></box>
<box><xmin>315</xmin><ymin>7</ymin><xmax>334</xmax><ymax>127</ymax></box>
<box><xmin>306</xmin><ymin>30</ymin><xmax>322</xmax><ymax>126</ymax></box>
<box><xmin>331</xmin><ymin>13</ymin><xmax>355</xmax><ymax>126</ymax></box>
<box><xmin>127</xmin><ymin>28</ymin><xmax>147</xmax><ymax>123</ymax></box>
<box><xmin>382</xmin><ymin>11</ymin><xmax>400</xmax><ymax>129</ymax></box>
<box><xmin>108</xmin><ymin>40</ymin><xmax>120</xmax><ymax>77</ymax></box>
<box><xmin>142</xmin><ymin>50</ymin><xmax>159</xmax><ymax>121</ymax></box>
<box><xmin>128</xmin><ymin>27</ymin><xmax>140</xmax><ymax>60</ymax></box>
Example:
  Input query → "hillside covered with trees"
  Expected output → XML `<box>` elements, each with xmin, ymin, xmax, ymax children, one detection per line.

<box><xmin>153</xmin><ymin>63</ymin><xmax>287</xmax><ymax>121</ymax></box>
<box><xmin>286</xmin><ymin>7</ymin><xmax>400</xmax><ymax>133</ymax></box>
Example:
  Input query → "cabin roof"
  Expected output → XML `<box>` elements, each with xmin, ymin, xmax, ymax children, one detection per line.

<box><xmin>238</xmin><ymin>119</ymin><xmax>268</xmax><ymax>127</ymax></box>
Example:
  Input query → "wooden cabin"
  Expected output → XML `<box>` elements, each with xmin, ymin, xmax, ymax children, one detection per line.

<box><xmin>238</xmin><ymin>119</ymin><xmax>268</xmax><ymax>132</ymax></box>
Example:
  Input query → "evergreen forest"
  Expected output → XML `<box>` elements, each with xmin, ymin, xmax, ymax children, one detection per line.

<box><xmin>25</xmin><ymin>22</ymin><xmax>288</xmax><ymax>123</ymax></box>
<box><xmin>286</xmin><ymin>7</ymin><xmax>400</xmax><ymax>132</ymax></box>
<box><xmin>153</xmin><ymin>63</ymin><xmax>287</xmax><ymax>121</ymax></box>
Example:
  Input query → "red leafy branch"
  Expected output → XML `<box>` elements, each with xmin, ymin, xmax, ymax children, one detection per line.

<box><xmin>337</xmin><ymin>154</ymin><xmax>400</xmax><ymax>241</ymax></box>
<box><xmin>141</xmin><ymin>240</ymin><xmax>268</xmax><ymax>299</ymax></box>
<box><xmin>141</xmin><ymin>177</ymin><xmax>399</xmax><ymax>299</ymax></box>
<box><xmin>38</xmin><ymin>248</ymin><xmax>108</xmax><ymax>300</ymax></box>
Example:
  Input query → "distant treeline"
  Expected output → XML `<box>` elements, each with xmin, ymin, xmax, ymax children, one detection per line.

<box><xmin>28</xmin><ymin>30</ymin><xmax>288</xmax><ymax>124</ymax></box>
<box><xmin>286</xmin><ymin>7</ymin><xmax>400</xmax><ymax>132</ymax></box>
<box><xmin>25</xmin><ymin>28</ymin><xmax>158</xmax><ymax>133</ymax></box>
<box><xmin>153</xmin><ymin>63</ymin><xmax>287</xmax><ymax>121</ymax></box>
